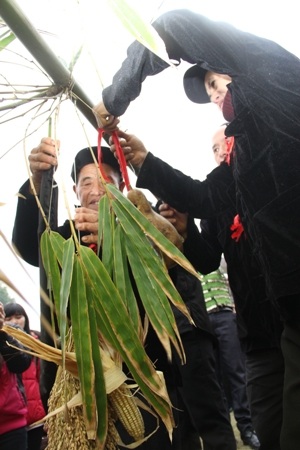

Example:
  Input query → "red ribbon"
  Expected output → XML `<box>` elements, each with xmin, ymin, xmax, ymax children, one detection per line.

<box><xmin>89</xmin><ymin>243</ymin><xmax>98</xmax><ymax>254</ymax></box>
<box><xmin>230</xmin><ymin>214</ymin><xmax>244</xmax><ymax>242</ymax></box>
<box><xmin>97</xmin><ymin>128</ymin><xmax>131</xmax><ymax>191</ymax></box>
<box><xmin>225</xmin><ymin>136</ymin><xmax>235</xmax><ymax>165</ymax></box>
<box><xmin>225</xmin><ymin>136</ymin><xmax>243</xmax><ymax>241</ymax></box>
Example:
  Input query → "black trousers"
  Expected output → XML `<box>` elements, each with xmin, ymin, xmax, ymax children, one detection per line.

<box><xmin>27</xmin><ymin>425</ymin><xmax>44</xmax><ymax>450</ymax></box>
<box><xmin>246</xmin><ymin>347</ymin><xmax>284</xmax><ymax>450</ymax></box>
<box><xmin>280</xmin><ymin>319</ymin><xmax>300</xmax><ymax>450</ymax></box>
<box><xmin>209</xmin><ymin>310</ymin><xmax>253</xmax><ymax>436</ymax></box>
<box><xmin>174</xmin><ymin>328</ymin><xmax>237</xmax><ymax>450</ymax></box>
<box><xmin>0</xmin><ymin>426</ymin><xmax>27</xmax><ymax>450</ymax></box>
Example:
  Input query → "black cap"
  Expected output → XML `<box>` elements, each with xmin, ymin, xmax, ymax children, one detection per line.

<box><xmin>183</xmin><ymin>65</ymin><xmax>210</xmax><ymax>104</ymax></box>
<box><xmin>71</xmin><ymin>146</ymin><xmax>122</xmax><ymax>183</ymax></box>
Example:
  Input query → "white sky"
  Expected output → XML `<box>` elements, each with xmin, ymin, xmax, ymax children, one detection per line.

<box><xmin>0</xmin><ymin>0</ymin><xmax>299</xmax><ymax>329</ymax></box>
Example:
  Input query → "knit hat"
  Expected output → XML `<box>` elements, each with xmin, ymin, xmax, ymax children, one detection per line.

<box><xmin>71</xmin><ymin>146</ymin><xmax>122</xmax><ymax>183</ymax></box>
<box><xmin>183</xmin><ymin>65</ymin><xmax>210</xmax><ymax>104</ymax></box>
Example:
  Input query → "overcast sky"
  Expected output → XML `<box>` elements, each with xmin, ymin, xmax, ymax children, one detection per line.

<box><xmin>0</xmin><ymin>0</ymin><xmax>299</xmax><ymax>329</ymax></box>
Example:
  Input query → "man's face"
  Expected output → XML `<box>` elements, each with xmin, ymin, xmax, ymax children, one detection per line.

<box><xmin>74</xmin><ymin>163</ymin><xmax>121</xmax><ymax>210</ymax></box>
<box><xmin>204</xmin><ymin>72</ymin><xmax>232</xmax><ymax>110</ymax></box>
<box><xmin>212</xmin><ymin>126</ymin><xmax>228</xmax><ymax>165</ymax></box>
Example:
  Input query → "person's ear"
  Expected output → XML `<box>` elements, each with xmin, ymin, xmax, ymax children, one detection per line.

<box><xmin>73</xmin><ymin>184</ymin><xmax>78</xmax><ymax>197</ymax></box>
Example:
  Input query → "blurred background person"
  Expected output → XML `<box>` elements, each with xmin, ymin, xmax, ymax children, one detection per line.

<box><xmin>4</xmin><ymin>303</ymin><xmax>46</xmax><ymax>450</ymax></box>
<box><xmin>0</xmin><ymin>301</ymin><xmax>31</xmax><ymax>450</ymax></box>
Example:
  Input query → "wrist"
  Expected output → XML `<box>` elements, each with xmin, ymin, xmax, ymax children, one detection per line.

<box><xmin>29</xmin><ymin>175</ymin><xmax>41</xmax><ymax>195</ymax></box>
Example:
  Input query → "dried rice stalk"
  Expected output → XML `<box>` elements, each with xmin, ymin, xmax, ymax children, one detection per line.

<box><xmin>3</xmin><ymin>324</ymin><xmax>127</xmax><ymax>391</ymax></box>
<box><xmin>3</xmin><ymin>325</ymin><xmax>154</xmax><ymax>449</ymax></box>
<box><xmin>46</xmin><ymin>366</ymin><xmax>96</xmax><ymax>450</ymax></box>
<box><xmin>3</xmin><ymin>325</ymin><xmax>78</xmax><ymax>376</ymax></box>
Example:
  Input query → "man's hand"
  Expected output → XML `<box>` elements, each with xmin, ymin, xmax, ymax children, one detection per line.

<box><xmin>74</xmin><ymin>207</ymin><xmax>99</xmax><ymax>245</ymax></box>
<box><xmin>28</xmin><ymin>137</ymin><xmax>59</xmax><ymax>194</ymax></box>
<box><xmin>110</xmin><ymin>130</ymin><xmax>148</xmax><ymax>172</ymax></box>
<box><xmin>158</xmin><ymin>203</ymin><xmax>188</xmax><ymax>239</ymax></box>
<box><xmin>92</xmin><ymin>101</ymin><xmax>120</xmax><ymax>132</ymax></box>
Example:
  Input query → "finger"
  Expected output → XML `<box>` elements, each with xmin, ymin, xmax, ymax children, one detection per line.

<box><xmin>159</xmin><ymin>203</ymin><xmax>171</xmax><ymax>213</ymax></box>
<box><xmin>81</xmin><ymin>233</ymin><xmax>98</xmax><ymax>244</ymax></box>
<box><xmin>116</xmin><ymin>129</ymin><xmax>131</xmax><ymax>140</ymax></box>
<box><xmin>105</xmin><ymin>116</ymin><xmax>120</xmax><ymax>128</ymax></box>
<box><xmin>75</xmin><ymin>208</ymin><xmax>98</xmax><ymax>221</ymax></box>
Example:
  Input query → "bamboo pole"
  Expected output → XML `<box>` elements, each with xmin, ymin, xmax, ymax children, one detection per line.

<box><xmin>0</xmin><ymin>0</ymin><xmax>98</xmax><ymax>129</ymax></box>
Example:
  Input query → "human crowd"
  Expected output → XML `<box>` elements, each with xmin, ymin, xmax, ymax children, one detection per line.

<box><xmin>1</xmin><ymin>7</ymin><xmax>300</xmax><ymax>450</ymax></box>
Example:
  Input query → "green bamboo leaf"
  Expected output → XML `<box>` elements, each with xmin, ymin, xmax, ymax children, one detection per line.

<box><xmin>48</xmin><ymin>230</ymin><xmax>66</xmax><ymax>266</ymax></box>
<box><xmin>112</xmin><ymin>223</ymin><xmax>142</xmax><ymax>334</ymax></box>
<box><xmin>124</xmin><ymin>231</ymin><xmax>184</xmax><ymax>362</ymax></box>
<box><xmin>79</xmin><ymin>246</ymin><xmax>174</xmax><ymax>432</ymax></box>
<box><xmin>125</xmin><ymin>240</ymin><xmax>173</xmax><ymax>357</ymax></box>
<box><xmin>68</xmin><ymin>44</ymin><xmax>83</xmax><ymax>73</ymax></box>
<box><xmin>86</xmin><ymin>281</ymin><xmax>174</xmax><ymax>436</ymax></box>
<box><xmin>0</xmin><ymin>31</ymin><xmax>15</xmax><ymax>50</ymax></box>
<box><xmin>86</xmin><ymin>282</ymin><xmax>108</xmax><ymax>447</ymax></box>
<box><xmin>85</xmin><ymin>279</ymin><xmax>174</xmax><ymax>435</ymax></box>
<box><xmin>107</xmin><ymin>184</ymin><xmax>200</xmax><ymax>279</ymax></box>
<box><xmin>106</xmin><ymin>0</ymin><xmax>173</xmax><ymax>66</ymax></box>
<box><xmin>111</xmin><ymin>197</ymin><xmax>191</xmax><ymax>319</ymax></box>
<box><xmin>59</xmin><ymin>238</ymin><xmax>74</xmax><ymax>355</ymax></box>
<box><xmin>69</xmin><ymin>256</ymin><xmax>97</xmax><ymax>429</ymax></box>
<box><xmin>98</xmin><ymin>195</ymin><xmax>114</xmax><ymax>276</ymax></box>
<box><xmin>40</xmin><ymin>231</ymin><xmax>62</xmax><ymax>324</ymax></box>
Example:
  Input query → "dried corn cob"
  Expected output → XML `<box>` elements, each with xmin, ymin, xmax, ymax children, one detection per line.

<box><xmin>108</xmin><ymin>384</ymin><xmax>145</xmax><ymax>442</ymax></box>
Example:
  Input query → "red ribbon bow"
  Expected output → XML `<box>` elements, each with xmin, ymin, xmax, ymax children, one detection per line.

<box><xmin>230</xmin><ymin>214</ymin><xmax>244</xmax><ymax>242</ymax></box>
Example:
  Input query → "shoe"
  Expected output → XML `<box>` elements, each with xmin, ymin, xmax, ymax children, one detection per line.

<box><xmin>241</xmin><ymin>430</ymin><xmax>260</xmax><ymax>449</ymax></box>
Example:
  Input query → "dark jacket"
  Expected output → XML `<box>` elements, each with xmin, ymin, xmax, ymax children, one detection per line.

<box><xmin>187</xmin><ymin>210</ymin><xmax>283</xmax><ymax>353</ymax></box>
<box><xmin>0</xmin><ymin>329</ymin><xmax>31</xmax><ymax>435</ymax></box>
<box><xmin>137</xmin><ymin>155</ymin><xmax>285</xmax><ymax>351</ymax></box>
<box><xmin>102</xmin><ymin>8</ymin><xmax>300</xmax><ymax>311</ymax></box>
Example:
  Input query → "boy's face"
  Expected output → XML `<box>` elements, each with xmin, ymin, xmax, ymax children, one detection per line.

<box><xmin>204</xmin><ymin>72</ymin><xmax>232</xmax><ymax>110</ymax></box>
<box><xmin>74</xmin><ymin>163</ymin><xmax>121</xmax><ymax>210</ymax></box>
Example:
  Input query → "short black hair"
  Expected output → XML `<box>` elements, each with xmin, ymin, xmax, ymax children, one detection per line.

<box><xmin>70</xmin><ymin>146</ymin><xmax>122</xmax><ymax>183</ymax></box>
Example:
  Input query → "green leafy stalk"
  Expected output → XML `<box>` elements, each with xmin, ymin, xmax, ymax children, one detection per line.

<box><xmin>69</xmin><ymin>255</ymin><xmax>97</xmax><ymax>431</ymax></box>
<box><xmin>59</xmin><ymin>238</ymin><xmax>74</xmax><ymax>357</ymax></box>
<box><xmin>0</xmin><ymin>30</ymin><xmax>15</xmax><ymax>50</ymax></box>
<box><xmin>106</xmin><ymin>0</ymin><xmax>173</xmax><ymax>66</ymax></box>
<box><xmin>112</xmin><ymin>224</ymin><xmax>142</xmax><ymax>335</ymax></box>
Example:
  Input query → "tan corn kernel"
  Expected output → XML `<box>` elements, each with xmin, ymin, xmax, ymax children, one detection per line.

<box><xmin>108</xmin><ymin>384</ymin><xmax>145</xmax><ymax>442</ymax></box>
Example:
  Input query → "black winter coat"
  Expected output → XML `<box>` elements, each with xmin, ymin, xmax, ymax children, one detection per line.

<box><xmin>102</xmin><ymin>8</ymin><xmax>300</xmax><ymax>313</ymax></box>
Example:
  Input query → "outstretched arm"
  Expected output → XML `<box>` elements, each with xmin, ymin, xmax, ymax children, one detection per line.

<box><xmin>12</xmin><ymin>137</ymin><xmax>59</xmax><ymax>266</ymax></box>
<box><xmin>93</xmin><ymin>8</ymin><xmax>248</xmax><ymax>129</ymax></box>
<box><xmin>109</xmin><ymin>130</ymin><xmax>235</xmax><ymax>218</ymax></box>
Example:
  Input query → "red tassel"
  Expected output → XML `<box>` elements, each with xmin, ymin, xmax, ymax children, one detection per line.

<box><xmin>97</xmin><ymin>128</ymin><xmax>131</xmax><ymax>191</ymax></box>
<box><xmin>89</xmin><ymin>243</ymin><xmax>98</xmax><ymax>254</ymax></box>
<box><xmin>225</xmin><ymin>136</ymin><xmax>235</xmax><ymax>165</ymax></box>
<box><xmin>230</xmin><ymin>214</ymin><xmax>244</xmax><ymax>241</ymax></box>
